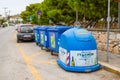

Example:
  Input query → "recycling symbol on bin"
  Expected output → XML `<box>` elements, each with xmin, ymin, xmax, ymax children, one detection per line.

<box><xmin>51</xmin><ymin>33</ymin><xmax>55</xmax><ymax>48</ymax></box>
<box><xmin>41</xmin><ymin>32</ymin><xmax>44</xmax><ymax>44</ymax></box>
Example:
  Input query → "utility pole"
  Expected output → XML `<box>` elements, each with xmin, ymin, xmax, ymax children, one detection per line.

<box><xmin>3</xmin><ymin>7</ymin><xmax>8</xmax><ymax>18</ymax></box>
<box><xmin>106</xmin><ymin>0</ymin><xmax>111</xmax><ymax>62</ymax></box>
<box><xmin>8</xmin><ymin>10</ymin><xmax>10</xmax><ymax>21</ymax></box>
<box><xmin>114</xmin><ymin>0</ymin><xmax>120</xmax><ymax>28</ymax></box>
<box><xmin>76</xmin><ymin>10</ymin><xmax>78</xmax><ymax>22</ymax></box>
<box><xmin>8</xmin><ymin>10</ymin><xmax>10</xmax><ymax>16</ymax></box>
<box><xmin>118</xmin><ymin>2</ymin><xmax>120</xmax><ymax>29</ymax></box>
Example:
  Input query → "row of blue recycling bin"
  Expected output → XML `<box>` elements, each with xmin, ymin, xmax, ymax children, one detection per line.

<box><xmin>34</xmin><ymin>25</ymin><xmax>71</xmax><ymax>54</ymax></box>
<box><xmin>34</xmin><ymin>25</ymin><xmax>100</xmax><ymax>72</ymax></box>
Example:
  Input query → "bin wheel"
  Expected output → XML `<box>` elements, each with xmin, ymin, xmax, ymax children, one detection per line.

<box><xmin>41</xmin><ymin>46</ymin><xmax>43</xmax><ymax>50</ymax></box>
<box><xmin>51</xmin><ymin>51</ymin><xmax>54</xmax><ymax>55</ymax></box>
<box><xmin>36</xmin><ymin>42</ymin><xmax>38</xmax><ymax>45</ymax></box>
<box><xmin>46</xmin><ymin>48</ymin><xmax>50</xmax><ymax>52</ymax></box>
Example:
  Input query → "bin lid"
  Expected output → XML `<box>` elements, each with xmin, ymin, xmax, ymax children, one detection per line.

<box><xmin>38</xmin><ymin>26</ymin><xmax>50</xmax><ymax>31</ymax></box>
<box><xmin>47</xmin><ymin>26</ymin><xmax>71</xmax><ymax>32</ymax></box>
<box><xmin>59</xmin><ymin>28</ymin><xmax>97</xmax><ymax>50</ymax></box>
<box><xmin>34</xmin><ymin>26</ymin><xmax>42</xmax><ymax>30</ymax></box>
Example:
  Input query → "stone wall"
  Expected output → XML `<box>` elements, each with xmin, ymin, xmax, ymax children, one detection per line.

<box><xmin>88</xmin><ymin>29</ymin><xmax>120</xmax><ymax>55</ymax></box>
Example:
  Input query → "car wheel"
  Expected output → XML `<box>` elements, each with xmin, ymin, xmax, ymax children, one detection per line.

<box><xmin>41</xmin><ymin>46</ymin><xmax>43</xmax><ymax>50</ymax></box>
<box><xmin>17</xmin><ymin>39</ymin><xmax>20</xmax><ymax>43</ymax></box>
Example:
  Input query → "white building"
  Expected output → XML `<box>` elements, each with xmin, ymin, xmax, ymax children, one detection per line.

<box><xmin>0</xmin><ymin>15</ymin><xmax>3</xmax><ymax>19</ymax></box>
<box><xmin>9</xmin><ymin>14</ymin><xmax>23</xmax><ymax>23</ymax></box>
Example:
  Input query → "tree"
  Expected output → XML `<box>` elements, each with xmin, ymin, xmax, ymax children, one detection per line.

<box><xmin>20</xmin><ymin>0</ymin><xmax>118</xmax><ymax>27</ymax></box>
<box><xmin>0</xmin><ymin>18</ymin><xmax>6</xmax><ymax>26</ymax></box>
<box><xmin>21</xmin><ymin>3</ymin><xmax>42</xmax><ymax>24</ymax></box>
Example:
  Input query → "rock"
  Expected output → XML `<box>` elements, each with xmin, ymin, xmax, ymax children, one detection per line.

<box><xmin>98</xmin><ymin>43</ymin><xmax>106</xmax><ymax>51</ymax></box>
<box><xmin>109</xmin><ymin>44</ymin><xmax>114</xmax><ymax>52</ymax></box>
<box><xmin>113</xmin><ymin>46</ymin><xmax>119</xmax><ymax>54</ymax></box>
<box><xmin>98</xmin><ymin>43</ymin><xmax>104</xmax><ymax>50</ymax></box>
<box><xmin>109</xmin><ymin>34</ymin><xmax>116</xmax><ymax>40</ymax></box>
<box><xmin>99</xmin><ymin>33</ymin><xmax>107</xmax><ymax>43</ymax></box>
<box><xmin>90</xmin><ymin>30</ymin><xmax>120</xmax><ymax>55</ymax></box>
<box><xmin>116</xmin><ymin>34</ymin><xmax>120</xmax><ymax>39</ymax></box>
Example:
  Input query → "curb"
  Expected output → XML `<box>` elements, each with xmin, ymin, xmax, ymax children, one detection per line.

<box><xmin>98</xmin><ymin>61</ymin><xmax>120</xmax><ymax>75</ymax></box>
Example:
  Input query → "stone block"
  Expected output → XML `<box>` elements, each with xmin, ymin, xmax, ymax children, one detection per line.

<box><xmin>93</xmin><ymin>35</ymin><xmax>99</xmax><ymax>40</ymax></box>
<box><xmin>109</xmin><ymin>44</ymin><xmax>114</xmax><ymax>52</ymax></box>
<box><xmin>113</xmin><ymin>46</ymin><xmax>119</xmax><ymax>54</ymax></box>
<box><xmin>98</xmin><ymin>43</ymin><xmax>103</xmax><ymax>50</ymax></box>
<box><xmin>109</xmin><ymin>34</ymin><xmax>116</xmax><ymax>40</ymax></box>
<box><xmin>91</xmin><ymin>32</ymin><xmax>97</xmax><ymax>35</ymax></box>
<box><xmin>116</xmin><ymin>34</ymin><xmax>120</xmax><ymax>39</ymax></box>
<box><xmin>99</xmin><ymin>34</ymin><xmax>107</xmax><ymax>43</ymax></box>
<box><xmin>96</xmin><ymin>40</ymin><xmax>100</xmax><ymax>43</ymax></box>
<box><xmin>98</xmin><ymin>43</ymin><xmax>106</xmax><ymax>51</ymax></box>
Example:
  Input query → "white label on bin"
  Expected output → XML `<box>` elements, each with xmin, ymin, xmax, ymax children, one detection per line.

<box><xmin>70</xmin><ymin>50</ymin><xmax>97</xmax><ymax>66</ymax></box>
<box><xmin>59</xmin><ymin>47</ymin><xmax>67</xmax><ymax>64</ymax></box>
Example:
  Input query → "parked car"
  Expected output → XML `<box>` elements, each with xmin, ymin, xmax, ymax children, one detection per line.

<box><xmin>9</xmin><ymin>23</ymin><xmax>15</xmax><ymax>26</ymax></box>
<box><xmin>16</xmin><ymin>24</ymin><xmax>34</xmax><ymax>43</ymax></box>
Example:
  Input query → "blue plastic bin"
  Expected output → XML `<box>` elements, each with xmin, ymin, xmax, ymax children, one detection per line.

<box><xmin>39</xmin><ymin>26</ymin><xmax>50</xmax><ymax>48</ymax></box>
<box><xmin>47</xmin><ymin>26</ymin><xmax>71</xmax><ymax>53</ymax></box>
<box><xmin>57</xmin><ymin>28</ymin><xmax>100</xmax><ymax>72</ymax></box>
<box><xmin>34</xmin><ymin>26</ymin><xmax>41</xmax><ymax>45</ymax></box>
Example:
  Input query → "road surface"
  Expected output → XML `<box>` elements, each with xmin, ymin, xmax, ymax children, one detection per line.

<box><xmin>0</xmin><ymin>26</ymin><xmax>120</xmax><ymax>80</ymax></box>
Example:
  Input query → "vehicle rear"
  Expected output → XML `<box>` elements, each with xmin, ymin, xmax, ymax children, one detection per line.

<box><xmin>17</xmin><ymin>24</ymin><xmax>34</xmax><ymax>42</ymax></box>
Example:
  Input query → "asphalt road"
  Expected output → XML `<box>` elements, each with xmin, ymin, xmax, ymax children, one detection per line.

<box><xmin>0</xmin><ymin>26</ymin><xmax>120</xmax><ymax>80</ymax></box>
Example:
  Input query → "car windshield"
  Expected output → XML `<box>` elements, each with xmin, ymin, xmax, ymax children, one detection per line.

<box><xmin>20</xmin><ymin>27</ymin><xmax>33</xmax><ymax>33</ymax></box>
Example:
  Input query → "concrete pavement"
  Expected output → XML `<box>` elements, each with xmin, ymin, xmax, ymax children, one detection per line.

<box><xmin>98</xmin><ymin>50</ymin><xmax>120</xmax><ymax>75</ymax></box>
<box><xmin>0</xmin><ymin>26</ymin><xmax>35</xmax><ymax>80</ymax></box>
<box><xmin>0</xmin><ymin>26</ymin><xmax>119</xmax><ymax>80</ymax></box>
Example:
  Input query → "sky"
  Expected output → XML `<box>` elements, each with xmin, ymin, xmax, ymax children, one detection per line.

<box><xmin>0</xmin><ymin>0</ymin><xmax>43</xmax><ymax>16</ymax></box>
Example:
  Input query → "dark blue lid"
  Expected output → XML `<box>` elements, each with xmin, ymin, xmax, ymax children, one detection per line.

<box><xmin>47</xmin><ymin>26</ymin><xmax>71</xmax><ymax>32</ymax></box>
<box><xmin>38</xmin><ymin>26</ymin><xmax>51</xmax><ymax>31</ymax></box>
<box><xmin>34</xmin><ymin>26</ymin><xmax>42</xmax><ymax>30</ymax></box>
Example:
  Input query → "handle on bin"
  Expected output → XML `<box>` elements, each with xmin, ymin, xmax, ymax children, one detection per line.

<box><xmin>73</xmin><ymin>31</ymin><xmax>92</xmax><ymax>41</ymax></box>
<box><xmin>58</xmin><ymin>39</ymin><xmax>60</xmax><ymax>45</ymax></box>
